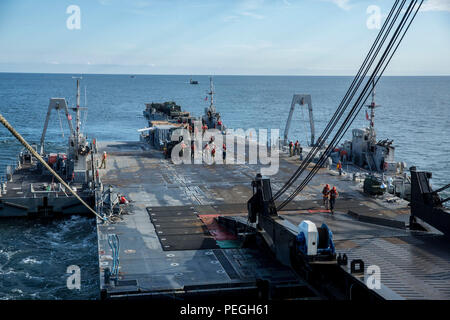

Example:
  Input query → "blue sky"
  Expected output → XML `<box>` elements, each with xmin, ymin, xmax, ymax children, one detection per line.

<box><xmin>0</xmin><ymin>0</ymin><xmax>449</xmax><ymax>75</ymax></box>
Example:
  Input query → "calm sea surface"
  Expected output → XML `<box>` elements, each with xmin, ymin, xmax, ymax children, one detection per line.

<box><xmin>0</xmin><ymin>73</ymin><xmax>449</xmax><ymax>299</ymax></box>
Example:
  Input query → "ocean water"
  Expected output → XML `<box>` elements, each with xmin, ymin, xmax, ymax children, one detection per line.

<box><xmin>0</xmin><ymin>73</ymin><xmax>449</xmax><ymax>299</ymax></box>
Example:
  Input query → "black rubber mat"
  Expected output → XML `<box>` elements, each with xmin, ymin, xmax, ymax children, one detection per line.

<box><xmin>147</xmin><ymin>206</ymin><xmax>219</xmax><ymax>251</ymax></box>
<box><xmin>159</xmin><ymin>235</ymin><xmax>219</xmax><ymax>251</ymax></box>
<box><xmin>147</xmin><ymin>205</ymin><xmax>196</xmax><ymax>213</ymax></box>
<box><xmin>151</xmin><ymin>216</ymin><xmax>200</xmax><ymax>223</ymax></box>
<box><xmin>155</xmin><ymin>226</ymin><xmax>208</xmax><ymax>236</ymax></box>
<box><xmin>153</xmin><ymin>221</ymin><xmax>205</xmax><ymax>228</ymax></box>
<box><xmin>213</xmin><ymin>249</ymin><xmax>239</xmax><ymax>279</ymax></box>
<box><xmin>149</xmin><ymin>211</ymin><xmax>198</xmax><ymax>218</ymax></box>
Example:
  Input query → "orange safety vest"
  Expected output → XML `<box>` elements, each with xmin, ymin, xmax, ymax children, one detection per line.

<box><xmin>322</xmin><ymin>187</ymin><xmax>330</xmax><ymax>198</ymax></box>
<box><xmin>330</xmin><ymin>189</ymin><xmax>338</xmax><ymax>199</ymax></box>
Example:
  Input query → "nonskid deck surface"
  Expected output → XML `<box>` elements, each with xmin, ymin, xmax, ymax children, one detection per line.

<box><xmin>95</xmin><ymin>140</ymin><xmax>449</xmax><ymax>299</ymax></box>
<box><xmin>96</xmin><ymin>141</ymin><xmax>310</xmax><ymax>298</ymax></box>
<box><xmin>276</xmin><ymin>211</ymin><xmax>450</xmax><ymax>300</ymax></box>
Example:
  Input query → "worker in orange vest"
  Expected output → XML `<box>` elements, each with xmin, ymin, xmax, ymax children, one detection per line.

<box><xmin>337</xmin><ymin>160</ymin><xmax>343</xmax><ymax>176</ymax></box>
<box><xmin>294</xmin><ymin>140</ymin><xmax>299</xmax><ymax>155</ymax></box>
<box><xmin>119</xmin><ymin>195</ymin><xmax>129</xmax><ymax>205</ymax></box>
<box><xmin>100</xmin><ymin>151</ymin><xmax>107</xmax><ymax>169</ymax></box>
<box><xmin>211</xmin><ymin>146</ymin><xmax>216</xmax><ymax>161</ymax></box>
<box><xmin>322</xmin><ymin>184</ymin><xmax>330</xmax><ymax>209</ymax></box>
<box><xmin>329</xmin><ymin>186</ymin><xmax>339</xmax><ymax>214</ymax></box>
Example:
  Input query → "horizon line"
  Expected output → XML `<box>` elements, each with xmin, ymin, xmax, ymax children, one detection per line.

<box><xmin>1</xmin><ymin>71</ymin><xmax>449</xmax><ymax>77</ymax></box>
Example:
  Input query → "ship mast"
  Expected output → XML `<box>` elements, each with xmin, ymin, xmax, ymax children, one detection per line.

<box><xmin>366</xmin><ymin>79</ymin><xmax>378</xmax><ymax>144</ymax></box>
<box><xmin>208</xmin><ymin>77</ymin><xmax>216</xmax><ymax>114</ymax></box>
<box><xmin>73</xmin><ymin>76</ymin><xmax>83</xmax><ymax>152</ymax></box>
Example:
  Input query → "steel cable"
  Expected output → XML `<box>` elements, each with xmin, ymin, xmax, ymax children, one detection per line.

<box><xmin>276</xmin><ymin>0</ymin><xmax>422</xmax><ymax>210</ymax></box>
<box><xmin>272</xmin><ymin>0</ymin><xmax>403</xmax><ymax>201</ymax></box>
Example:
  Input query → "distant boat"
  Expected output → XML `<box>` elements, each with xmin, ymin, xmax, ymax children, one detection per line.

<box><xmin>189</xmin><ymin>78</ymin><xmax>198</xmax><ymax>85</ymax></box>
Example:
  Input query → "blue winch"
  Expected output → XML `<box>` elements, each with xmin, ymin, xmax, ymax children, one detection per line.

<box><xmin>296</xmin><ymin>220</ymin><xmax>336</xmax><ymax>260</ymax></box>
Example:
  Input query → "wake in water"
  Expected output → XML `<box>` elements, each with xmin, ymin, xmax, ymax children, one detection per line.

<box><xmin>0</xmin><ymin>216</ymin><xmax>99</xmax><ymax>300</ymax></box>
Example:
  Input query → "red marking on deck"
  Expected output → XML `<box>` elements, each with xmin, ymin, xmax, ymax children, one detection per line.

<box><xmin>308</xmin><ymin>209</ymin><xmax>331</xmax><ymax>213</ymax></box>
<box><xmin>198</xmin><ymin>214</ymin><xmax>237</xmax><ymax>241</ymax></box>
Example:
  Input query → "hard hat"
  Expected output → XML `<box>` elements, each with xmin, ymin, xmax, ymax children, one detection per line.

<box><xmin>332</xmin><ymin>186</ymin><xmax>336</xmax><ymax>190</ymax></box>
<box><xmin>103</xmin><ymin>151</ymin><xmax>106</xmax><ymax>154</ymax></box>
<box><xmin>326</xmin><ymin>184</ymin><xmax>330</xmax><ymax>188</ymax></box>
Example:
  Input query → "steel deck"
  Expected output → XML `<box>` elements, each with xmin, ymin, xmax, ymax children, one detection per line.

<box><xmin>95</xmin><ymin>140</ymin><xmax>450</xmax><ymax>300</ymax></box>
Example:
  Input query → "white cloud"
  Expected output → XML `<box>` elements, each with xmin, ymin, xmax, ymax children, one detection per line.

<box><xmin>240</xmin><ymin>11</ymin><xmax>265</xmax><ymax>19</ymax></box>
<box><xmin>326</xmin><ymin>0</ymin><xmax>352</xmax><ymax>11</ymax></box>
<box><xmin>238</xmin><ymin>0</ymin><xmax>265</xmax><ymax>11</ymax></box>
<box><xmin>223</xmin><ymin>0</ymin><xmax>266</xmax><ymax>22</ymax></box>
<box><xmin>420</xmin><ymin>0</ymin><xmax>450</xmax><ymax>12</ymax></box>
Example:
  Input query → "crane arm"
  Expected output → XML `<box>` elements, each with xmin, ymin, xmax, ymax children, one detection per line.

<box><xmin>39</xmin><ymin>98</ymin><xmax>74</xmax><ymax>155</ymax></box>
<box><xmin>283</xmin><ymin>94</ymin><xmax>315</xmax><ymax>147</ymax></box>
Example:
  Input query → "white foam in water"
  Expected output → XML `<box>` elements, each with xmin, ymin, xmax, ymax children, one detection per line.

<box><xmin>21</xmin><ymin>258</ymin><xmax>43</xmax><ymax>265</ymax></box>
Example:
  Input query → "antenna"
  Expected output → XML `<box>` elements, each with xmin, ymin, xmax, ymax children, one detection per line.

<box><xmin>72</xmin><ymin>76</ymin><xmax>83</xmax><ymax>152</ymax></box>
<box><xmin>366</xmin><ymin>79</ymin><xmax>379</xmax><ymax>143</ymax></box>
<box><xmin>208</xmin><ymin>77</ymin><xmax>215</xmax><ymax>113</ymax></box>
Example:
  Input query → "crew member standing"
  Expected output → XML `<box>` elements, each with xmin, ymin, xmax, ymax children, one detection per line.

<box><xmin>191</xmin><ymin>141</ymin><xmax>195</xmax><ymax>161</ymax></box>
<box><xmin>340</xmin><ymin>149</ymin><xmax>348</xmax><ymax>163</ymax></box>
<box><xmin>204</xmin><ymin>143</ymin><xmax>210</xmax><ymax>162</ymax></box>
<box><xmin>211</xmin><ymin>145</ymin><xmax>216</xmax><ymax>162</ymax></box>
<box><xmin>329</xmin><ymin>186</ymin><xmax>339</xmax><ymax>214</ymax></box>
<box><xmin>337</xmin><ymin>160</ymin><xmax>343</xmax><ymax>176</ymax></box>
<box><xmin>294</xmin><ymin>140</ymin><xmax>299</xmax><ymax>155</ymax></box>
<box><xmin>289</xmin><ymin>141</ymin><xmax>294</xmax><ymax>157</ymax></box>
<box><xmin>100</xmin><ymin>151</ymin><xmax>107</xmax><ymax>169</ymax></box>
<box><xmin>180</xmin><ymin>141</ymin><xmax>186</xmax><ymax>158</ymax></box>
<box><xmin>222</xmin><ymin>143</ymin><xmax>227</xmax><ymax>161</ymax></box>
<box><xmin>322</xmin><ymin>184</ymin><xmax>330</xmax><ymax>209</ymax></box>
